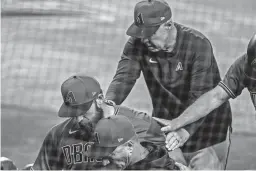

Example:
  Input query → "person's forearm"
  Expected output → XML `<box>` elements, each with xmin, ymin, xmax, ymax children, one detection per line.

<box><xmin>106</xmin><ymin>79</ymin><xmax>136</xmax><ymax>105</ymax></box>
<box><xmin>174</xmin><ymin>87</ymin><xmax>228</xmax><ymax>130</ymax></box>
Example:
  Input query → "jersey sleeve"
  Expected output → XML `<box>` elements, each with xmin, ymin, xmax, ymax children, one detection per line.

<box><xmin>115</xmin><ymin>106</ymin><xmax>165</xmax><ymax>145</ymax></box>
<box><xmin>218</xmin><ymin>55</ymin><xmax>246</xmax><ymax>99</ymax></box>
<box><xmin>32</xmin><ymin>129</ymin><xmax>58</xmax><ymax>170</ymax></box>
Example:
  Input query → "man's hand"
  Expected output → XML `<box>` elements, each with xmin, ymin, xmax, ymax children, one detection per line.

<box><xmin>165</xmin><ymin>128</ymin><xmax>190</xmax><ymax>151</ymax></box>
<box><xmin>175</xmin><ymin>162</ymin><xmax>190</xmax><ymax>170</ymax></box>
<box><xmin>152</xmin><ymin>117</ymin><xmax>179</xmax><ymax>132</ymax></box>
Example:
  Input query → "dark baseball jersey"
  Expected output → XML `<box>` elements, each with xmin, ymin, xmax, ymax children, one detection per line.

<box><xmin>32</xmin><ymin>118</ymin><xmax>102</xmax><ymax>170</ymax></box>
<box><xmin>106</xmin><ymin>23</ymin><xmax>232</xmax><ymax>152</ymax></box>
<box><xmin>218</xmin><ymin>54</ymin><xmax>256</xmax><ymax>110</ymax></box>
<box><xmin>88</xmin><ymin>105</ymin><xmax>183</xmax><ymax>170</ymax></box>
<box><xmin>114</xmin><ymin>105</ymin><xmax>166</xmax><ymax>145</ymax></box>
<box><xmin>114</xmin><ymin>105</ymin><xmax>187</xmax><ymax>165</ymax></box>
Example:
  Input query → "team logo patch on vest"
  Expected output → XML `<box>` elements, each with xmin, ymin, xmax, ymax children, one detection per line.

<box><xmin>136</xmin><ymin>13</ymin><xmax>144</xmax><ymax>25</ymax></box>
<box><xmin>65</xmin><ymin>91</ymin><xmax>76</xmax><ymax>104</ymax></box>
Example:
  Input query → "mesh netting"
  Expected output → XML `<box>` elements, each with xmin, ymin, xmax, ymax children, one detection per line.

<box><xmin>2</xmin><ymin>0</ymin><xmax>256</xmax><ymax>133</ymax></box>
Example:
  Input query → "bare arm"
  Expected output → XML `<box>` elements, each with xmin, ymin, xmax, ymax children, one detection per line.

<box><xmin>157</xmin><ymin>85</ymin><xmax>230</xmax><ymax>132</ymax></box>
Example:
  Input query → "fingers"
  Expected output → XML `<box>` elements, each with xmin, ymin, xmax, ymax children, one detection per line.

<box><xmin>166</xmin><ymin>132</ymin><xmax>181</xmax><ymax>143</ymax></box>
<box><xmin>175</xmin><ymin>162</ymin><xmax>190</xmax><ymax>170</ymax></box>
<box><xmin>161</xmin><ymin>125</ymin><xmax>171</xmax><ymax>132</ymax></box>
<box><xmin>165</xmin><ymin>132</ymin><xmax>182</xmax><ymax>151</ymax></box>
<box><xmin>166</xmin><ymin>139</ymin><xmax>179</xmax><ymax>151</ymax></box>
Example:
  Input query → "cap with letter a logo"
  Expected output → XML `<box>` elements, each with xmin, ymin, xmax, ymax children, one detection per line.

<box><xmin>126</xmin><ymin>0</ymin><xmax>172</xmax><ymax>39</ymax></box>
<box><xmin>58</xmin><ymin>74</ymin><xmax>102</xmax><ymax>117</ymax></box>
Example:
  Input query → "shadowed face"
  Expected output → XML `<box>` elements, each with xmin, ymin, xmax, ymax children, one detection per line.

<box><xmin>99</xmin><ymin>138</ymin><xmax>149</xmax><ymax>170</ymax></box>
<box><xmin>72</xmin><ymin>101</ymin><xmax>104</xmax><ymax>141</ymax></box>
<box><xmin>142</xmin><ymin>19</ymin><xmax>176</xmax><ymax>51</ymax></box>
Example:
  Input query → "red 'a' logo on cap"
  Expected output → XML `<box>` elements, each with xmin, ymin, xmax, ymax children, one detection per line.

<box><xmin>65</xmin><ymin>91</ymin><xmax>76</xmax><ymax>104</ymax></box>
<box><xmin>136</xmin><ymin>13</ymin><xmax>144</xmax><ymax>25</ymax></box>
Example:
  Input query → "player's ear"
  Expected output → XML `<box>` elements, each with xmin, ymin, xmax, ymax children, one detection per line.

<box><xmin>96</xmin><ymin>94</ymin><xmax>104</xmax><ymax>106</ymax></box>
<box><xmin>164</xmin><ymin>19</ymin><xmax>173</xmax><ymax>30</ymax></box>
<box><xmin>98</xmin><ymin>93</ymin><xmax>104</xmax><ymax>100</ymax></box>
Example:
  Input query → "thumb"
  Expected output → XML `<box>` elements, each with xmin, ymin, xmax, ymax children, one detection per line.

<box><xmin>175</xmin><ymin>162</ymin><xmax>189</xmax><ymax>170</ymax></box>
<box><xmin>161</xmin><ymin>125</ymin><xmax>173</xmax><ymax>132</ymax></box>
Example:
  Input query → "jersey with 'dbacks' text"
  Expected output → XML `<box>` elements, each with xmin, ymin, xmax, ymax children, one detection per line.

<box><xmin>32</xmin><ymin>118</ymin><xmax>102</xmax><ymax>170</ymax></box>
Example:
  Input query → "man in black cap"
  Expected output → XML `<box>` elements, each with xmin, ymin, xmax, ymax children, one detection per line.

<box><xmin>32</xmin><ymin>74</ymin><xmax>106</xmax><ymax>170</ymax></box>
<box><xmin>85</xmin><ymin>115</ymin><xmax>188</xmax><ymax>170</ymax></box>
<box><xmin>106</xmin><ymin>0</ymin><xmax>232</xmax><ymax>169</ymax></box>
<box><xmin>157</xmin><ymin>34</ymin><xmax>256</xmax><ymax>133</ymax></box>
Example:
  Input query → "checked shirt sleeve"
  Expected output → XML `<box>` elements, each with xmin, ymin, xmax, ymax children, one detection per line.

<box><xmin>183</xmin><ymin>38</ymin><xmax>220</xmax><ymax>136</ymax></box>
<box><xmin>218</xmin><ymin>55</ymin><xmax>246</xmax><ymax>99</ymax></box>
<box><xmin>106</xmin><ymin>37</ymin><xmax>142</xmax><ymax>105</ymax></box>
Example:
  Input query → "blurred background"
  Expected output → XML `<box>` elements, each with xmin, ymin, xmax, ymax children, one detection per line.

<box><xmin>1</xmin><ymin>0</ymin><xmax>256</xmax><ymax>169</ymax></box>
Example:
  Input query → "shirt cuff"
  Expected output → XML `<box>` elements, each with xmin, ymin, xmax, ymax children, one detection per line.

<box><xmin>218</xmin><ymin>81</ymin><xmax>236</xmax><ymax>99</ymax></box>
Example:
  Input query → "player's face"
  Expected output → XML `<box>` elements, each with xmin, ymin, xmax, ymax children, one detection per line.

<box><xmin>143</xmin><ymin>19</ymin><xmax>176</xmax><ymax>51</ymax></box>
<box><xmin>102</xmin><ymin>140</ymin><xmax>134</xmax><ymax>170</ymax></box>
<box><xmin>72</xmin><ymin>101</ymin><xmax>104</xmax><ymax>141</ymax></box>
<box><xmin>101</xmin><ymin>138</ymin><xmax>149</xmax><ymax>169</ymax></box>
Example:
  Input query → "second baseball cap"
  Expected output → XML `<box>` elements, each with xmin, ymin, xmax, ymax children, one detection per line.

<box><xmin>86</xmin><ymin>115</ymin><xmax>136</xmax><ymax>158</ymax></box>
<box><xmin>58</xmin><ymin>74</ymin><xmax>102</xmax><ymax>117</ymax></box>
<box><xmin>126</xmin><ymin>0</ymin><xmax>172</xmax><ymax>39</ymax></box>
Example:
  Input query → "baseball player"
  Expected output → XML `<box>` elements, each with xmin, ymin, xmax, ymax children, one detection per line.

<box><xmin>32</xmin><ymin>75</ymin><xmax>106</xmax><ymax>170</ymax></box>
<box><xmin>32</xmin><ymin>74</ymin><xmax>187</xmax><ymax>170</ymax></box>
<box><xmin>155</xmin><ymin>33</ymin><xmax>256</xmax><ymax>133</ymax></box>
<box><xmin>85</xmin><ymin>115</ymin><xmax>188</xmax><ymax>170</ymax></box>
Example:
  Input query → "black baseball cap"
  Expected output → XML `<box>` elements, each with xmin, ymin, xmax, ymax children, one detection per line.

<box><xmin>86</xmin><ymin>115</ymin><xmax>136</xmax><ymax>158</ymax></box>
<box><xmin>58</xmin><ymin>74</ymin><xmax>102</xmax><ymax>117</ymax></box>
<box><xmin>126</xmin><ymin>0</ymin><xmax>172</xmax><ymax>39</ymax></box>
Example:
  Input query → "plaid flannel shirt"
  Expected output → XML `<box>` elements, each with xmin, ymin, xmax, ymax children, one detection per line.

<box><xmin>106</xmin><ymin>23</ymin><xmax>232</xmax><ymax>152</ymax></box>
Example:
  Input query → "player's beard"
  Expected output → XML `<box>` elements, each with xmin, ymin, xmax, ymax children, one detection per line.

<box><xmin>73</xmin><ymin>101</ymin><xmax>104</xmax><ymax>141</ymax></box>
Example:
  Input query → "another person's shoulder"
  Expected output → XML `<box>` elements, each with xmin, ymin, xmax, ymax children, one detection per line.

<box><xmin>225</xmin><ymin>53</ymin><xmax>247</xmax><ymax>77</ymax></box>
<box><xmin>178</xmin><ymin>23</ymin><xmax>208</xmax><ymax>41</ymax></box>
<box><xmin>177</xmin><ymin>23</ymin><xmax>212</xmax><ymax>48</ymax></box>
<box><xmin>232</xmin><ymin>53</ymin><xmax>247</xmax><ymax>68</ymax></box>
<box><xmin>124</xmin><ymin>37</ymin><xmax>145</xmax><ymax>52</ymax></box>
<box><xmin>219</xmin><ymin>53</ymin><xmax>247</xmax><ymax>98</ymax></box>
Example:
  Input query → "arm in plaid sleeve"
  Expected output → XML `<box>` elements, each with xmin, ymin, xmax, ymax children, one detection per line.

<box><xmin>106</xmin><ymin>37</ymin><xmax>142</xmax><ymax>105</ymax></box>
<box><xmin>182</xmin><ymin>38</ymin><xmax>219</xmax><ymax>136</ymax></box>
<box><xmin>32</xmin><ymin>129</ymin><xmax>58</xmax><ymax>170</ymax></box>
